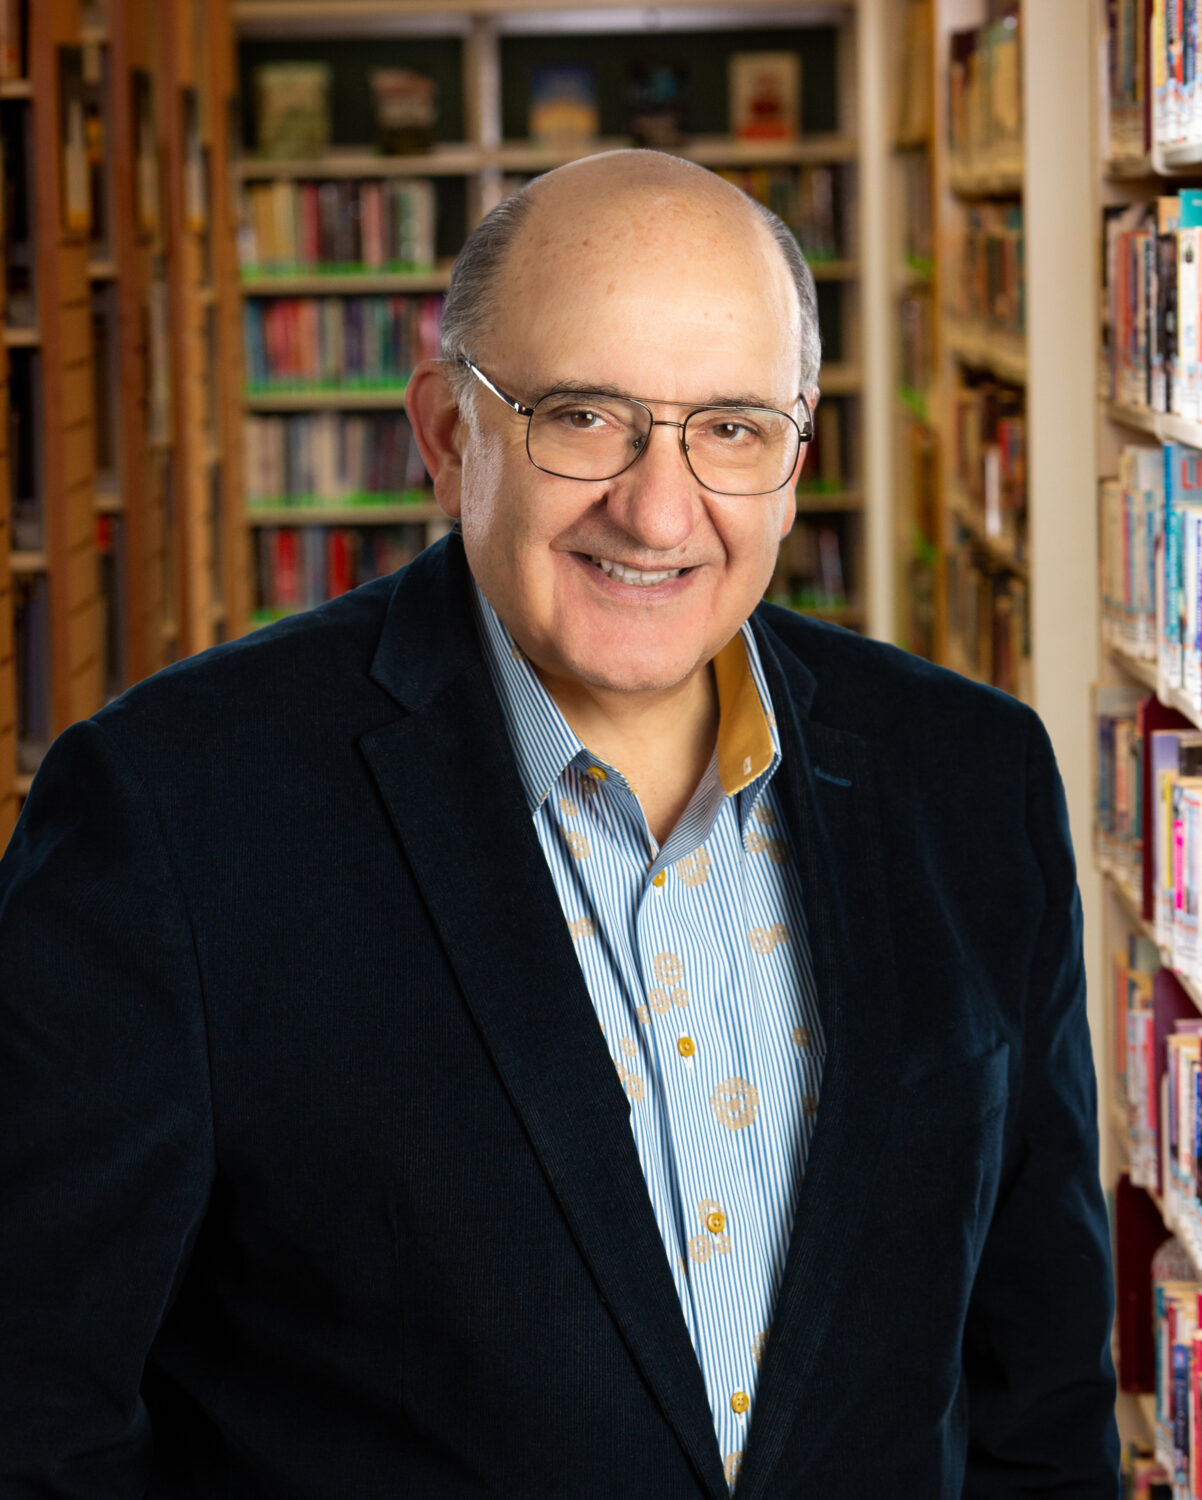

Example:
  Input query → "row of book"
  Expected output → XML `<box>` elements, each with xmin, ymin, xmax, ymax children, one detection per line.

<box><xmin>1105</xmin><ymin>0</ymin><xmax>1155</xmax><ymax>160</ymax></box>
<box><xmin>244</xmin><ymin>412</ymin><xmax>430</xmax><ymax>509</ymax></box>
<box><xmin>1153</xmin><ymin>0</ymin><xmax>1202</xmax><ymax>155</ymax></box>
<box><xmin>767</xmin><ymin>517</ymin><xmax>848</xmax><ymax>614</ymax></box>
<box><xmin>238</xmin><ymin>178</ymin><xmax>437</xmax><ymax>278</ymax></box>
<box><xmin>253</xmin><ymin>522</ymin><xmax>448</xmax><ymax>621</ymax></box>
<box><xmin>1100</xmin><ymin>441</ymin><xmax>1202</xmax><ymax>715</ymax></box>
<box><xmin>714</xmin><ymin>166</ymin><xmax>845</xmax><ymax>264</ymax></box>
<box><xmin>944</xmin><ymin>540</ymin><xmax>1030</xmax><ymax>700</ymax></box>
<box><xmin>1101</xmin><ymin>446</ymin><xmax>1163</xmax><ymax>660</ymax></box>
<box><xmin>946</xmin><ymin>10</ymin><xmax>1022</xmax><ymax>173</ymax></box>
<box><xmin>1100</xmin><ymin>192</ymin><xmax>1202</xmax><ymax>417</ymax></box>
<box><xmin>945</xmin><ymin>203</ymin><xmax>1025</xmax><ymax>339</ymax></box>
<box><xmin>0</xmin><ymin>0</ymin><xmax>27</xmax><ymax>81</ymax></box>
<box><xmin>241</xmin><ymin>294</ymin><xmax>443</xmax><ymax>393</ymax></box>
<box><xmin>1151</xmin><ymin>1260</ymin><xmax>1202</xmax><ymax>1493</ymax></box>
<box><xmin>897</xmin><ymin>151</ymin><xmax>933</xmax><ymax>273</ymax></box>
<box><xmin>948</xmin><ymin>373</ymin><xmax>1027</xmax><ymax>556</ymax></box>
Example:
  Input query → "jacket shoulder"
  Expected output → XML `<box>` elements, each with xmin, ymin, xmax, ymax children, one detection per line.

<box><xmin>754</xmin><ymin>600</ymin><xmax>1037</xmax><ymax>745</ymax></box>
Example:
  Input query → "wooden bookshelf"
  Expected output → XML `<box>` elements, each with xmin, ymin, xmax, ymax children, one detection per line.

<box><xmin>887</xmin><ymin>0</ymin><xmax>940</xmax><ymax>664</ymax></box>
<box><xmin>0</xmin><ymin>142</ymin><xmax>14</xmax><ymax>849</ymax></box>
<box><xmin>928</xmin><ymin>4</ymin><xmax>1029</xmax><ymax>706</ymax></box>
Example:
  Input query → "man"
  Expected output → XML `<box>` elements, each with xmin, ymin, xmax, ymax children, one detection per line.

<box><xmin>0</xmin><ymin>151</ymin><xmax>1118</xmax><ymax>1497</ymax></box>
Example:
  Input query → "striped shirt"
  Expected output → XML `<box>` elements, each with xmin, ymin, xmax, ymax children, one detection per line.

<box><xmin>472</xmin><ymin>583</ymin><xmax>825</xmax><ymax>1488</ymax></box>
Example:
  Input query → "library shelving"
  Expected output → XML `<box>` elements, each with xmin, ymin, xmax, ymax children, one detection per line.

<box><xmin>888</xmin><ymin>0</ymin><xmax>940</xmax><ymax>663</ymax></box>
<box><xmin>231</xmin><ymin>0</ymin><xmax>896</xmax><ymax>637</ymax></box>
<box><xmin>930</xmin><ymin>3</ymin><xmax>1029</xmax><ymax>703</ymax></box>
<box><xmin>1090</xmin><ymin>0</ymin><xmax>1202</xmax><ymax>1482</ymax></box>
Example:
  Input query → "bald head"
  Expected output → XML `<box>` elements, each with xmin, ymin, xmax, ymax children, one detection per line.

<box><xmin>439</xmin><ymin>148</ymin><xmax>821</xmax><ymax>408</ymax></box>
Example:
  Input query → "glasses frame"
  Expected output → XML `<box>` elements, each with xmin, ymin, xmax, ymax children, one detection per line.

<box><xmin>458</xmin><ymin>357</ymin><xmax>815</xmax><ymax>498</ymax></box>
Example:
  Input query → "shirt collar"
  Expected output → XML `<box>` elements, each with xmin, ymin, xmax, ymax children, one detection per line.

<box><xmin>471</xmin><ymin>577</ymin><xmax>782</xmax><ymax>821</ymax></box>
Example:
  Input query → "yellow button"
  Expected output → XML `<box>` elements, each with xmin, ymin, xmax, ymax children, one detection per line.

<box><xmin>677</xmin><ymin>1036</ymin><xmax>696</xmax><ymax>1058</ymax></box>
<box><xmin>586</xmin><ymin>766</ymin><xmax>608</xmax><ymax>781</ymax></box>
<box><xmin>652</xmin><ymin>871</ymin><xmax>667</xmax><ymax>888</ymax></box>
<box><xmin>731</xmin><ymin>1391</ymin><xmax>750</xmax><ymax>1415</ymax></box>
<box><xmin>706</xmin><ymin>1211</ymin><xmax>726</xmax><ymax>1235</ymax></box>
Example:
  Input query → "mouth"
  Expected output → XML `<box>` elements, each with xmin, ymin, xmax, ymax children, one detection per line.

<box><xmin>586</xmin><ymin>555</ymin><xmax>692</xmax><ymax>588</ymax></box>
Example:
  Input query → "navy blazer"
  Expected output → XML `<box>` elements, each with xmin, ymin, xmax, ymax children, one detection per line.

<box><xmin>0</xmin><ymin>535</ymin><xmax>1119</xmax><ymax>1498</ymax></box>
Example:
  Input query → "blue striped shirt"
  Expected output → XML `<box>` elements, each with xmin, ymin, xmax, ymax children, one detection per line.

<box><xmin>472</xmin><ymin>583</ymin><xmax>825</xmax><ymax>1488</ymax></box>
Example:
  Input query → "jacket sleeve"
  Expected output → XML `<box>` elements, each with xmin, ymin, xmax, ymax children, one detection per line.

<box><xmin>0</xmin><ymin>717</ymin><xmax>215</xmax><ymax>1497</ymax></box>
<box><xmin>961</xmin><ymin>713</ymin><xmax>1121</xmax><ymax>1497</ymax></box>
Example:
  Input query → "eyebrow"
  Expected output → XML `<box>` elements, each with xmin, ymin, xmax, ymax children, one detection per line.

<box><xmin>541</xmin><ymin>379</ymin><xmax>786</xmax><ymax>409</ymax></box>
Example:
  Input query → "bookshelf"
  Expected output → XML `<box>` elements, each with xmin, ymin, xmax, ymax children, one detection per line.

<box><xmin>888</xmin><ymin>0</ymin><xmax>939</xmax><ymax>662</ymax></box>
<box><xmin>1089</xmin><ymin>0</ymin><xmax>1202</xmax><ymax>1479</ymax></box>
<box><xmin>231</xmin><ymin>0</ymin><xmax>896</xmax><ymax>639</ymax></box>
<box><xmin>0</xmin><ymin>0</ymin><xmax>249</xmax><ymax>850</ymax></box>
<box><xmin>930</xmin><ymin>3</ymin><xmax>1029</xmax><ymax>702</ymax></box>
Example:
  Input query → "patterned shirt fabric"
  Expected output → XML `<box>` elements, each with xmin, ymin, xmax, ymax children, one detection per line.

<box><xmin>472</xmin><ymin>582</ymin><xmax>825</xmax><ymax>1488</ymax></box>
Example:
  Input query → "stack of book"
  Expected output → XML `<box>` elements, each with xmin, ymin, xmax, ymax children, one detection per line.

<box><xmin>239</xmin><ymin>178</ymin><xmax>437</xmax><ymax>277</ymax></box>
<box><xmin>241</xmin><ymin>293</ymin><xmax>443</xmax><ymax>393</ymax></box>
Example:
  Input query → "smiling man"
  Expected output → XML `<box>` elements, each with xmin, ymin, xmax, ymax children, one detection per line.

<box><xmin>0</xmin><ymin>151</ymin><xmax>1119</xmax><ymax>1498</ymax></box>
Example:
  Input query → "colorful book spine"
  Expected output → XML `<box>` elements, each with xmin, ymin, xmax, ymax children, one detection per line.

<box><xmin>241</xmin><ymin>294</ymin><xmax>443</xmax><ymax>394</ymax></box>
<box><xmin>239</xmin><ymin>177</ymin><xmax>437</xmax><ymax>276</ymax></box>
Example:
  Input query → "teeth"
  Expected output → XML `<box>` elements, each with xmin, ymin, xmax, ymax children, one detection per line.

<box><xmin>590</xmin><ymin>557</ymin><xmax>684</xmax><ymax>586</ymax></box>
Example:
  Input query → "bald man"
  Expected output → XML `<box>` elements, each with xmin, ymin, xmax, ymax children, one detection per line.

<box><xmin>0</xmin><ymin>152</ymin><xmax>1118</xmax><ymax>1499</ymax></box>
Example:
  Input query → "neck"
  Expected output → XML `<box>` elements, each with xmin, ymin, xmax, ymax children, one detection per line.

<box><xmin>537</xmin><ymin>666</ymin><xmax>720</xmax><ymax>847</ymax></box>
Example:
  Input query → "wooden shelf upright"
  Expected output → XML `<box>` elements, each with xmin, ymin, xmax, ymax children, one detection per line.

<box><xmin>160</xmin><ymin>0</ymin><xmax>247</xmax><ymax>659</ymax></box>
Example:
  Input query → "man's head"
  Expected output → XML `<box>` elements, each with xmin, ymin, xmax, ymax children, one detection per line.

<box><xmin>406</xmin><ymin>149</ymin><xmax>821</xmax><ymax>703</ymax></box>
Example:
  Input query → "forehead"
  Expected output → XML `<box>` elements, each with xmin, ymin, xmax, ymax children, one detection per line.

<box><xmin>490</xmin><ymin>189</ymin><xmax>801</xmax><ymax>402</ymax></box>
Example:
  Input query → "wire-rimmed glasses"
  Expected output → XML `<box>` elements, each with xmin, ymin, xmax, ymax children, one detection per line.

<box><xmin>459</xmin><ymin>358</ymin><xmax>813</xmax><ymax>498</ymax></box>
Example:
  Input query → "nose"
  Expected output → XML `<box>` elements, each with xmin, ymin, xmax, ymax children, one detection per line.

<box><xmin>604</xmin><ymin>419</ymin><xmax>705</xmax><ymax>553</ymax></box>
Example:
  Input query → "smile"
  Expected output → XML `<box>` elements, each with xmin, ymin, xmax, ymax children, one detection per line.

<box><xmin>589</xmin><ymin>556</ymin><xmax>688</xmax><ymax>586</ymax></box>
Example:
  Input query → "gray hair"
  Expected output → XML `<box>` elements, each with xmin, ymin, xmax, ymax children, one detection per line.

<box><xmin>439</xmin><ymin>176</ymin><xmax>822</xmax><ymax>415</ymax></box>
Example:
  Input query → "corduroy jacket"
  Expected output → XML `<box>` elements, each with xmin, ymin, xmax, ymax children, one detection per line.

<box><xmin>0</xmin><ymin>534</ymin><xmax>1119</xmax><ymax>1498</ymax></box>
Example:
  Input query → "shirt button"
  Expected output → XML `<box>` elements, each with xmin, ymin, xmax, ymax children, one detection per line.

<box><xmin>652</xmin><ymin>871</ymin><xmax>666</xmax><ymax>887</ymax></box>
<box><xmin>677</xmin><ymin>1036</ymin><xmax>696</xmax><ymax>1058</ymax></box>
<box><xmin>731</xmin><ymin>1391</ymin><xmax>750</xmax><ymax>1415</ymax></box>
<box><xmin>706</xmin><ymin>1211</ymin><xmax>726</xmax><ymax>1234</ymax></box>
<box><xmin>586</xmin><ymin>766</ymin><xmax>607</xmax><ymax>781</ymax></box>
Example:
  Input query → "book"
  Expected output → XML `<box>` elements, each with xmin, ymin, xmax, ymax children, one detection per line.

<box><xmin>626</xmin><ymin>61</ymin><xmax>688</xmax><ymax>149</ymax></box>
<box><xmin>255</xmin><ymin>62</ymin><xmax>331</xmax><ymax>160</ymax></box>
<box><xmin>58</xmin><ymin>47</ymin><xmax>90</xmax><ymax>236</ymax></box>
<box><xmin>728</xmin><ymin>52</ymin><xmax>800</xmax><ymax>142</ymax></box>
<box><xmin>528</xmin><ymin>65</ymin><xmax>598</xmax><ymax>146</ymax></box>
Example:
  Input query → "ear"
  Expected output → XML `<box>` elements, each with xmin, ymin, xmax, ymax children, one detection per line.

<box><xmin>405</xmin><ymin>359</ymin><xmax>468</xmax><ymax>519</ymax></box>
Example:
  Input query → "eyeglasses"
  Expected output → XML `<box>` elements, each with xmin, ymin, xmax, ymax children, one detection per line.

<box><xmin>459</xmin><ymin>358</ymin><xmax>814</xmax><ymax>498</ymax></box>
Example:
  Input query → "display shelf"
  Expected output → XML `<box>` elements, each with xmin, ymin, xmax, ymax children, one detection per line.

<box><xmin>943</xmin><ymin>318</ymin><xmax>1027</xmax><ymax>386</ymax></box>
<box><xmin>10</xmin><ymin>553</ymin><xmax>49</xmax><ymax>576</ymax></box>
<box><xmin>243</xmin><ymin>388</ymin><xmax>411</xmax><ymax>411</ymax></box>
<box><xmin>1104</xmin><ymin>400</ymin><xmax>1202</xmax><ymax>449</ymax></box>
<box><xmin>1105</xmin><ymin>640</ymin><xmax>1158</xmax><ymax>693</ymax></box>
<box><xmin>948</xmin><ymin>500</ymin><xmax>1026</xmax><ymax>579</ymax></box>
<box><xmin>0</xmin><ymin>78</ymin><xmax>33</xmax><ymax>100</ymax></box>
<box><xmin>947</xmin><ymin>157</ymin><xmax>1024</xmax><ymax>198</ymax></box>
<box><xmin>246</xmin><ymin>503</ymin><xmax>443</xmax><ymax>526</ymax></box>
<box><xmin>238</xmin><ymin>143</ymin><xmax>489</xmax><ymax>181</ymax></box>
<box><xmin>240</xmin><ymin>268</ymin><xmax>453</xmax><ymax>296</ymax></box>
<box><xmin>2</xmin><ymin>328</ymin><xmax>40</xmax><ymax>349</ymax></box>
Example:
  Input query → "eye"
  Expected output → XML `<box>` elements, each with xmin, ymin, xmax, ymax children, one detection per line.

<box><xmin>700</xmin><ymin>416</ymin><xmax>763</xmax><ymax>445</ymax></box>
<box><xmin>563</xmin><ymin>408</ymin><xmax>607</xmax><ymax>430</ymax></box>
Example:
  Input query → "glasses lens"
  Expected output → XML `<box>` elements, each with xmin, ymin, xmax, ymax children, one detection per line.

<box><xmin>528</xmin><ymin>393</ymin><xmax>652</xmax><ymax>481</ymax></box>
<box><xmin>683</xmin><ymin>408</ymin><xmax>801</xmax><ymax>495</ymax></box>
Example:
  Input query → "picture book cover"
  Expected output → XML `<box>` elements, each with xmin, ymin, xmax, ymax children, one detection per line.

<box><xmin>529</xmin><ymin>64</ymin><xmax>599</xmax><ymax>146</ymax></box>
<box><xmin>729</xmin><ymin>52</ymin><xmax>801</xmax><ymax>142</ymax></box>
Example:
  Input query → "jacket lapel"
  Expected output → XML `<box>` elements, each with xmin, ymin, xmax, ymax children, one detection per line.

<box><xmin>356</xmin><ymin>540</ymin><xmax>730</xmax><ymax>1500</ymax></box>
<box><xmin>732</xmin><ymin>621</ymin><xmax>902</xmax><ymax>1500</ymax></box>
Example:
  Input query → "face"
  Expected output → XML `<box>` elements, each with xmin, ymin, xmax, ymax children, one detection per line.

<box><xmin>420</xmin><ymin>184</ymin><xmax>807</xmax><ymax>702</ymax></box>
